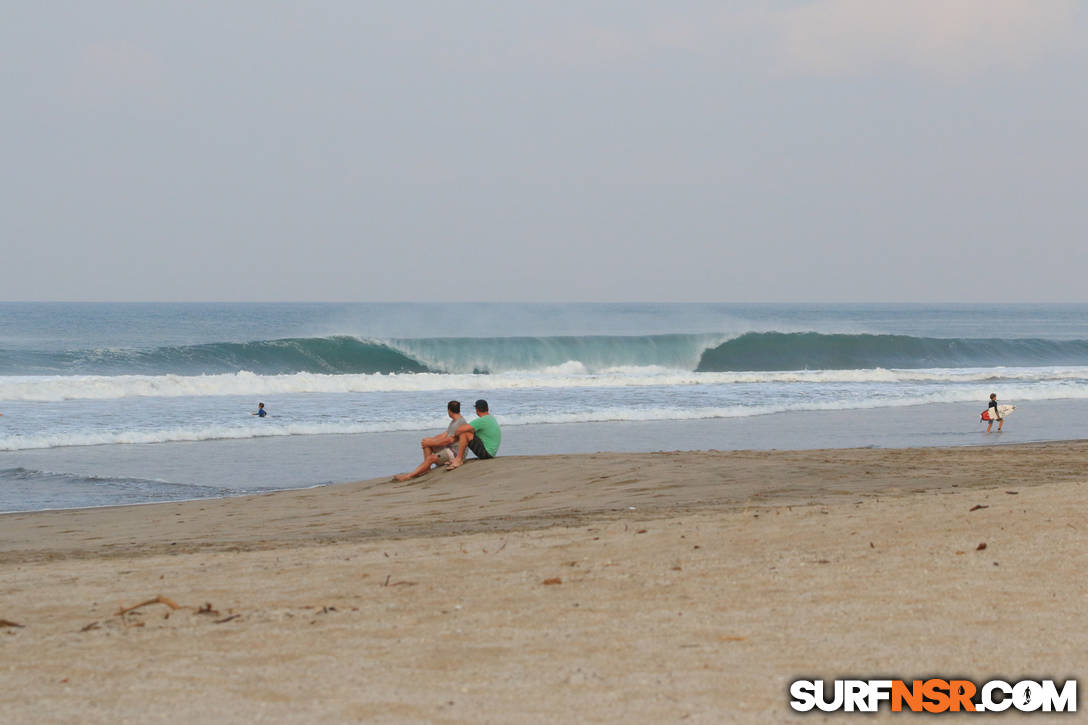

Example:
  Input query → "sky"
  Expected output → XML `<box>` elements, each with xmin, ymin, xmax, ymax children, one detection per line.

<box><xmin>2</xmin><ymin>1</ymin><xmax>1086</xmax><ymax>303</ymax></box>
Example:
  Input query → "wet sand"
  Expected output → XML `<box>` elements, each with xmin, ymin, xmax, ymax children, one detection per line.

<box><xmin>2</xmin><ymin>443</ymin><xmax>1086</xmax><ymax>723</ymax></box>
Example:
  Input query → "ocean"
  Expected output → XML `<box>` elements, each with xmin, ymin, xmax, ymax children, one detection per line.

<box><xmin>1</xmin><ymin>302</ymin><xmax>1086</xmax><ymax>513</ymax></box>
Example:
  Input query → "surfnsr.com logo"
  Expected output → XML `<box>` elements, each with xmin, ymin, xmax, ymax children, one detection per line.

<box><xmin>789</xmin><ymin>679</ymin><xmax>1077</xmax><ymax>713</ymax></box>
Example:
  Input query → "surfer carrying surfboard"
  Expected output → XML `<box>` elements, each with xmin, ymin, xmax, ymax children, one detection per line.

<box><xmin>986</xmin><ymin>393</ymin><xmax>1004</xmax><ymax>433</ymax></box>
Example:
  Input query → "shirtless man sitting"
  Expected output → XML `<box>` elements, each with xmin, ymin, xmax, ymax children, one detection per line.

<box><xmin>393</xmin><ymin>400</ymin><xmax>466</xmax><ymax>481</ymax></box>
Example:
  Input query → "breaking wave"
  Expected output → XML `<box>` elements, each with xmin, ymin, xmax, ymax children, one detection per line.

<box><xmin>696</xmin><ymin>333</ymin><xmax>1088</xmax><ymax>371</ymax></box>
<box><xmin>3</xmin><ymin>332</ymin><xmax>1088</xmax><ymax>381</ymax></box>
<box><xmin>0</xmin><ymin>337</ymin><xmax>431</xmax><ymax>376</ymax></box>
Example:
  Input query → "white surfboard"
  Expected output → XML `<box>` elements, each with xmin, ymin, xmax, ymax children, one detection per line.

<box><xmin>981</xmin><ymin>404</ymin><xmax>1015</xmax><ymax>421</ymax></box>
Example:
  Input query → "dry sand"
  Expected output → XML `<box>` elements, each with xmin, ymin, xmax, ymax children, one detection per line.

<box><xmin>1</xmin><ymin>443</ymin><xmax>1086</xmax><ymax>723</ymax></box>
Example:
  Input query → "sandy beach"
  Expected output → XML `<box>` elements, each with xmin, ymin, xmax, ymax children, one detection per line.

<box><xmin>2</xmin><ymin>442</ymin><xmax>1086</xmax><ymax>723</ymax></box>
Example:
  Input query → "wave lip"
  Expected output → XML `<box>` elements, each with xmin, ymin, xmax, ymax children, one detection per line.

<box><xmin>697</xmin><ymin>332</ymin><xmax>1088</xmax><ymax>371</ymax></box>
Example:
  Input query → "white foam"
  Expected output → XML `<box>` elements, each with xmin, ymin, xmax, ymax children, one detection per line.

<box><xmin>3</xmin><ymin>366</ymin><xmax>1088</xmax><ymax>402</ymax></box>
<box><xmin>2</xmin><ymin>384</ymin><xmax>1086</xmax><ymax>451</ymax></box>
<box><xmin>0</xmin><ymin>419</ymin><xmax>437</xmax><ymax>451</ymax></box>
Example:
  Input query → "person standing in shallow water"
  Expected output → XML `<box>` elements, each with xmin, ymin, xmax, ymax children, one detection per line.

<box><xmin>986</xmin><ymin>393</ymin><xmax>1003</xmax><ymax>433</ymax></box>
<box><xmin>252</xmin><ymin>402</ymin><xmax>267</xmax><ymax>418</ymax></box>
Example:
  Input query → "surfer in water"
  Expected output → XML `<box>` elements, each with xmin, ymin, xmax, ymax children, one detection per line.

<box><xmin>252</xmin><ymin>402</ymin><xmax>267</xmax><ymax>418</ymax></box>
<box><xmin>986</xmin><ymin>393</ymin><xmax>1003</xmax><ymax>433</ymax></box>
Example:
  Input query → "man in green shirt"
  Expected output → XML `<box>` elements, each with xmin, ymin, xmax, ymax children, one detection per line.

<box><xmin>446</xmin><ymin>399</ymin><xmax>501</xmax><ymax>469</ymax></box>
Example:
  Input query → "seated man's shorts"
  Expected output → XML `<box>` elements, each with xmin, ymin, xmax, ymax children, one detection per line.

<box><xmin>467</xmin><ymin>436</ymin><xmax>493</xmax><ymax>460</ymax></box>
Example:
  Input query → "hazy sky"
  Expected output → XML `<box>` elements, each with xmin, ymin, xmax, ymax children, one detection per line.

<box><xmin>3</xmin><ymin>1</ymin><xmax>1086</xmax><ymax>303</ymax></box>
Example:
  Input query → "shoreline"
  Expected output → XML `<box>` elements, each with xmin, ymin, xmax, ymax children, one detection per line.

<box><xmin>4</xmin><ymin>428</ymin><xmax>1081</xmax><ymax>520</ymax></box>
<box><xmin>3</xmin><ymin>441</ymin><xmax>1087</xmax><ymax>564</ymax></box>
<box><xmin>6</xmin><ymin>396</ymin><xmax>1085</xmax><ymax>514</ymax></box>
<box><xmin>1</xmin><ymin>442</ymin><xmax>1085</xmax><ymax>721</ymax></box>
